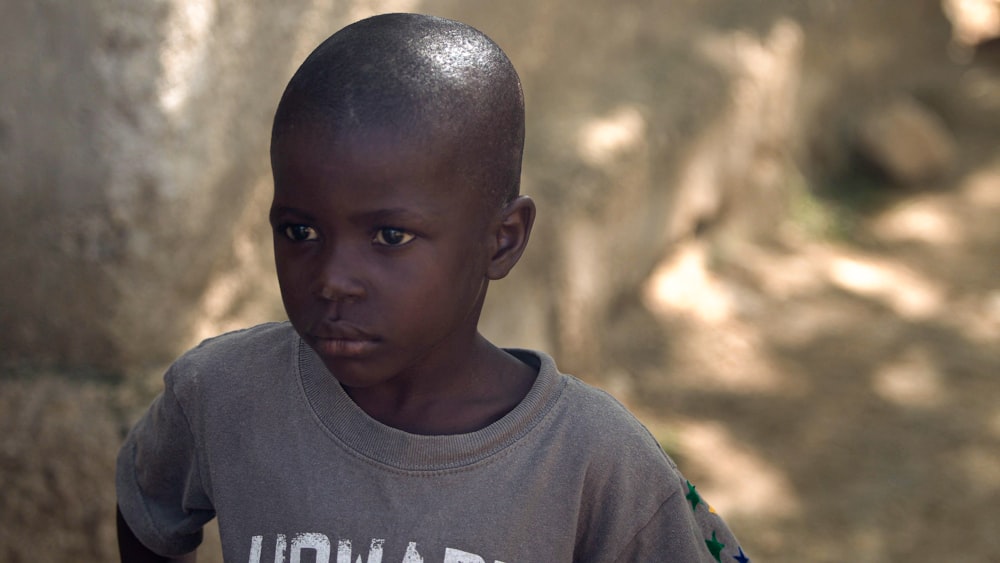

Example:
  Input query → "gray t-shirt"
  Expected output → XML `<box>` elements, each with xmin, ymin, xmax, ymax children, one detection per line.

<box><xmin>117</xmin><ymin>322</ymin><xmax>747</xmax><ymax>562</ymax></box>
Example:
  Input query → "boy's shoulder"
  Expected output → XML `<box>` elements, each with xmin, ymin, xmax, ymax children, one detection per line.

<box><xmin>164</xmin><ymin>322</ymin><xmax>297</xmax><ymax>390</ymax></box>
<box><xmin>521</xmin><ymin>349</ymin><xmax>675</xmax><ymax>470</ymax></box>
<box><xmin>181</xmin><ymin>321</ymin><xmax>296</xmax><ymax>362</ymax></box>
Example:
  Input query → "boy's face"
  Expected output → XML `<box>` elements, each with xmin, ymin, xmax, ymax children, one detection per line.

<box><xmin>270</xmin><ymin>126</ymin><xmax>498</xmax><ymax>390</ymax></box>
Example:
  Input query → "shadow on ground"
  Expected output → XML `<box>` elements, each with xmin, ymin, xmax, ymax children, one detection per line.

<box><xmin>620</xmin><ymin>112</ymin><xmax>1000</xmax><ymax>561</ymax></box>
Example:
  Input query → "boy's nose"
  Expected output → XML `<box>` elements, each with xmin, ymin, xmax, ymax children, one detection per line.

<box><xmin>312</xmin><ymin>247</ymin><xmax>366</xmax><ymax>302</ymax></box>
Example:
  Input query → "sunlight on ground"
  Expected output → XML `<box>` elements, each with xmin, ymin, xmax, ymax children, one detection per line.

<box><xmin>644</xmin><ymin>234</ymin><xmax>951</xmax><ymax>327</ymax></box>
<box><xmin>767</xmin><ymin>300</ymin><xmax>873</xmax><ymax>349</ymax></box>
<box><xmin>825</xmin><ymin>254</ymin><xmax>945</xmax><ymax>320</ymax></box>
<box><xmin>871</xmin><ymin>345</ymin><xmax>947</xmax><ymax>408</ymax></box>
<box><xmin>943</xmin><ymin>0</ymin><xmax>1000</xmax><ymax>46</ymax></box>
<box><xmin>960</xmin><ymin>447</ymin><xmax>1000</xmax><ymax>494</ymax></box>
<box><xmin>939</xmin><ymin>291</ymin><xmax>1000</xmax><ymax>344</ymax></box>
<box><xmin>642</xmin><ymin>241</ymin><xmax>799</xmax><ymax>393</ymax></box>
<box><xmin>866</xmin><ymin>158</ymin><xmax>1000</xmax><ymax>345</ymax></box>
<box><xmin>643</xmin><ymin>241</ymin><xmax>738</xmax><ymax>325</ymax></box>
<box><xmin>667</xmin><ymin>321</ymin><xmax>801</xmax><ymax>394</ymax></box>
<box><xmin>870</xmin><ymin>197</ymin><xmax>963</xmax><ymax>246</ymax></box>
<box><xmin>960</xmin><ymin>159</ymin><xmax>1000</xmax><ymax>208</ymax></box>
<box><xmin>871</xmin><ymin>158</ymin><xmax>1000</xmax><ymax>247</ymax></box>
<box><xmin>670</xmin><ymin>418</ymin><xmax>800</xmax><ymax>520</ymax></box>
<box><xmin>638</xmin><ymin>411</ymin><xmax>800</xmax><ymax>556</ymax></box>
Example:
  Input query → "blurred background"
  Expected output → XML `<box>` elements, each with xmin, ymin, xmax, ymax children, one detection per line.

<box><xmin>1</xmin><ymin>0</ymin><xmax>998</xmax><ymax>561</ymax></box>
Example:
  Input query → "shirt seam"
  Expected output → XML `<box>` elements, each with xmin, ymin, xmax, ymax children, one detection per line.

<box><xmin>609</xmin><ymin>489</ymin><xmax>680</xmax><ymax>563</ymax></box>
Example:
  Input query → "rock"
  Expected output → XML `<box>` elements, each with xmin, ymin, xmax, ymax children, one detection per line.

<box><xmin>855</xmin><ymin>96</ymin><xmax>958</xmax><ymax>186</ymax></box>
<box><xmin>0</xmin><ymin>0</ymin><xmax>334</xmax><ymax>372</ymax></box>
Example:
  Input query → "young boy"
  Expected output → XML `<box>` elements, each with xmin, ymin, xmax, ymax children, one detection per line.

<box><xmin>116</xmin><ymin>13</ymin><xmax>749</xmax><ymax>563</ymax></box>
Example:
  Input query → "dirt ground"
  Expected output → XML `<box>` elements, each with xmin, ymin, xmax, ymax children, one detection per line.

<box><xmin>616</xmin><ymin>78</ymin><xmax>1000</xmax><ymax>561</ymax></box>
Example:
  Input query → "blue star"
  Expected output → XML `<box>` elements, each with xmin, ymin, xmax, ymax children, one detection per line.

<box><xmin>733</xmin><ymin>546</ymin><xmax>750</xmax><ymax>563</ymax></box>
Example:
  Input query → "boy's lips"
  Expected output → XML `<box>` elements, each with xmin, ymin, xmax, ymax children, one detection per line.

<box><xmin>308</xmin><ymin>323</ymin><xmax>379</xmax><ymax>358</ymax></box>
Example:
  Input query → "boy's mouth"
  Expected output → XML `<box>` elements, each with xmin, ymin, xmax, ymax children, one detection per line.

<box><xmin>312</xmin><ymin>336</ymin><xmax>378</xmax><ymax>358</ymax></box>
<box><xmin>309</xmin><ymin>322</ymin><xmax>379</xmax><ymax>358</ymax></box>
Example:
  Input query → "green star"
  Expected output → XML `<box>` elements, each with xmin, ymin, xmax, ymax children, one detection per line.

<box><xmin>685</xmin><ymin>480</ymin><xmax>702</xmax><ymax>512</ymax></box>
<box><xmin>705</xmin><ymin>531</ymin><xmax>725</xmax><ymax>562</ymax></box>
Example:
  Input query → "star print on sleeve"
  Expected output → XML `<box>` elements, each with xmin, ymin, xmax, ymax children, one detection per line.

<box><xmin>683</xmin><ymin>479</ymin><xmax>749</xmax><ymax>562</ymax></box>
<box><xmin>705</xmin><ymin>530</ymin><xmax>725</xmax><ymax>562</ymax></box>
<box><xmin>685</xmin><ymin>480</ymin><xmax>702</xmax><ymax>511</ymax></box>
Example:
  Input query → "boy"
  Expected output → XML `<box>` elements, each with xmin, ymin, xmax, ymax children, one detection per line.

<box><xmin>117</xmin><ymin>13</ymin><xmax>749</xmax><ymax>563</ymax></box>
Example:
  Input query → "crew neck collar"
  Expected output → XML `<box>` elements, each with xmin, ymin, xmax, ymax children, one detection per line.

<box><xmin>296</xmin><ymin>338</ymin><xmax>566</xmax><ymax>472</ymax></box>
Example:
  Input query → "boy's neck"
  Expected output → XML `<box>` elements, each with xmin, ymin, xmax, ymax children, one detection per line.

<box><xmin>343</xmin><ymin>337</ymin><xmax>538</xmax><ymax>435</ymax></box>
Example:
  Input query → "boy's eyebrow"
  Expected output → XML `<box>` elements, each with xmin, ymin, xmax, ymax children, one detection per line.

<box><xmin>268</xmin><ymin>205</ymin><xmax>315</xmax><ymax>223</ymax></box>
<box><xmin>354</xmin><ymin>207</ymin><xmax>437</xmax><ymax>224</ymax></box>
<box><xmin>269</xmin><ymin>205</ymin><xmax>439</xmax><ymax>225</ymax></box>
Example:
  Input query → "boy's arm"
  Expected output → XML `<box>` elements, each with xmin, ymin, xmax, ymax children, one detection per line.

<box><xmin>117</xmin><ymin>505</ymin><xmax>197</xmax><ymax>563</ymax></box>
<box><xmin>610</xmin><ymin>483</ymin><xmax>748</xmax><ymax>563</ymax></box>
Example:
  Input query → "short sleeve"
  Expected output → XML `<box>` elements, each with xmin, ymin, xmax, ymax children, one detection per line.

<box><xmin>116</xmin><ymin>361</ymin><xmax>215</xmax><ymax>557</ymax></box>
<box><xmin>614</xmin><ymin>471</ymin><xmax>750</xmax><ymax>563</ymax></box>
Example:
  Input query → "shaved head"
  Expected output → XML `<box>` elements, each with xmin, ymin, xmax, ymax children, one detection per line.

<box><xmin>272</xmin><ymin>13</ymin><xmax>525</xmax><ymax>207</ymax></box>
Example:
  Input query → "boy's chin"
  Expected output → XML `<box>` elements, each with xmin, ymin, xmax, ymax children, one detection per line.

<box><xmin>312</xmin><ymin>352</ymin><xmax>391</xmax><ymax>389</ymax></box>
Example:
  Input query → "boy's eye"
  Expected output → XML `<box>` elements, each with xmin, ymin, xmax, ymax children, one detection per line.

<box><xmin>282</xmin><ymin>224</ymin><xmax>318</xmax><ymax>241</ymax></box>
<box><xmin>372</xmin><ymin>227</ymin><xmax>415</xmax><ymax>247</ymax></box>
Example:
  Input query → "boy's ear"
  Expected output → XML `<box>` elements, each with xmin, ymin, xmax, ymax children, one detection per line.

<box><xmin>487</xmin><ymin>195</ymin><xmax>536</xmax><ymax>280</ymax></box>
